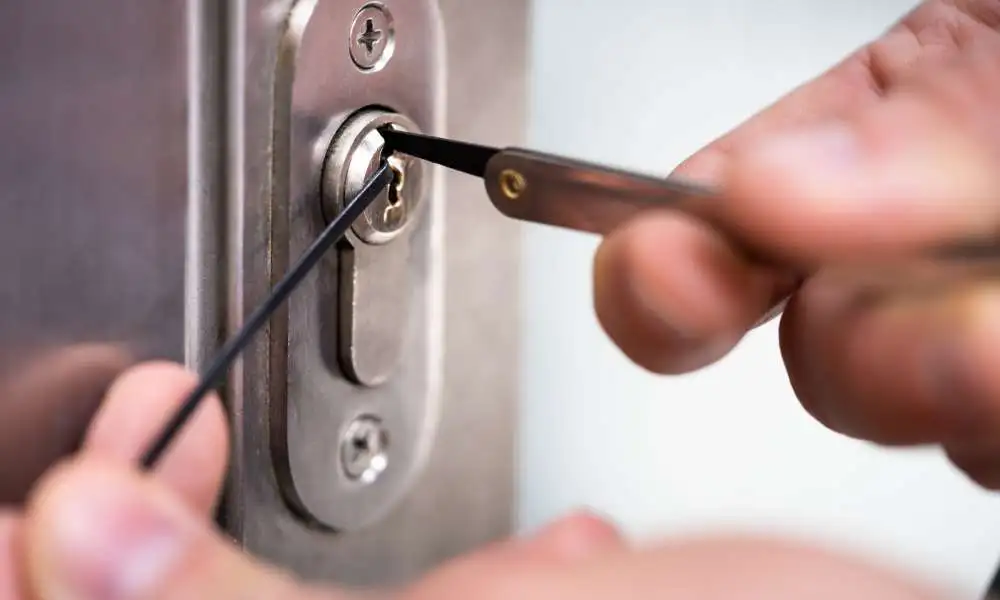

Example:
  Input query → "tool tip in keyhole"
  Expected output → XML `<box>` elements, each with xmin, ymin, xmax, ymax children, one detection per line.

<box><xmin>387</xmin><ymin>158</ymin><xmax>405</xmax><ymax>193</ymax></box>
<box><xmin>377</xmin><ymin>125</ymin><xmax>398</xmax><ymax>157</ymax></box>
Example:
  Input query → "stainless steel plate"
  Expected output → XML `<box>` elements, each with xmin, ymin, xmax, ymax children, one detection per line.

<box><xmin>222</xmin><ymin>0</ymin><xmax>524</xmax><ymax>584</ymax></box>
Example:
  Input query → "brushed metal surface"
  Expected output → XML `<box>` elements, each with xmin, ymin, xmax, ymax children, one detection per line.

<box><xmin>0</xmin><ymin>2</ymin><xmax>188</xmax><ymax>503</ymax></box>
<box><xmin>221</xmin><ymin>0</ymin><xmax>526</xmax><ymax>584</ymax></box>
<box><xmin>0</xmin><ymin>0</ymin><xmax>525</xmax><ymax>583</ymax></box>
<box><xmin>271</xmin><ymin>2</ymin><xmax>443</xmax><ymax>534</ymax></box>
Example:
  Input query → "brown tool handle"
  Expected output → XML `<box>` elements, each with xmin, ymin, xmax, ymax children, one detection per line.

<box><xmin>484</xmin><ymin>147</ymin><xmax>1000</xmax><ymax>270</ymax></box>
<box><xmin>482</xmin><ymin>148</ymin><xmax>719</xmax><ymax>236</ymax></box>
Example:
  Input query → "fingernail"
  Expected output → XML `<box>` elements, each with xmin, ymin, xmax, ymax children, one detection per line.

<box><xmin>753</xmin><ymin>122</ymin><xmax>864</xmax><ymax>176</ymax></box>
<box><xmin>35</xmin><ymin>467</ymin><xmax>189</xmax><ymax>600</ymax></box>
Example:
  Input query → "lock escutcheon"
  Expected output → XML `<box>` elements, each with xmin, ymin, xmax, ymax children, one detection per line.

<box><xmin>321</xmin><ymin>110</ymin><xmax>426</xmax><ymax>245</ymax></box>
<box><xmin>261</xmin><ymin>0</ymin><xmax>445</xmax><ymax>549</ymax></box>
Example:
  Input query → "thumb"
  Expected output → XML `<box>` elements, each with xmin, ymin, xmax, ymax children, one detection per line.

<box><xmin>21</xmin><ymin>458</ymin><xmax>339</xmax><ymax>600</ymax></box>
<box><xmin>717</xmin><ymin>89</ymin><xmax>1000</xmax><ymax>267</ymax></box>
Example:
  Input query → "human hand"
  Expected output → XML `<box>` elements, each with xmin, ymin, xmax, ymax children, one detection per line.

<box><xmin>10</xmin><ymin>363</ymin><xmax>948</xmax><ymax>599</ymax></box>
<box><xmin>1</xmin><ymin>361</ymin><xmax>228</xmax><ymax>599</ymax></box>
<box><xmin>594</xmin><ymin>0</ymin><xmax>1000</xmax><ymax>486</ymax></box>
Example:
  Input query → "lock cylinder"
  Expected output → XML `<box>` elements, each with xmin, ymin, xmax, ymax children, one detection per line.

<box><xmin>320</xmin><ymin>109</ymin><xmax>427</xmax><ymax>245</ymax></box>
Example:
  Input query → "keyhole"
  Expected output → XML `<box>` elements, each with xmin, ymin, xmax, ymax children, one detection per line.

<box><xmin>383</xmin><ymin>158</ymin><xmax>406</xmax><ymax>226</ymax></box>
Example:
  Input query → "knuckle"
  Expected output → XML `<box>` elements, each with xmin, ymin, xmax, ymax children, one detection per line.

<box><xmin>862</xmin><ymin>0</ymin><xmax>1000</xmax><ymax>128</ymax></box>
<box><xmin>945</xmin><ymin>0</ymin><xmax>1000</xmax><ymax>30</ymax></box>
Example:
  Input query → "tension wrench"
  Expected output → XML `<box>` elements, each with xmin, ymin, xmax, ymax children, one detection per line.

<box><xmin>381</xmin><ymin>127</ymin><xmax>720</xmax><ymax>238</ymax></box>
<box><xmin>380</xmin><ymin>128</ymin><xmax>1000</xmax><ymax>267</ymax></box>
<box><xmin>140</xmin><ymin>163</ymin><xmax>394</xmax><ymax>469</ymax></box>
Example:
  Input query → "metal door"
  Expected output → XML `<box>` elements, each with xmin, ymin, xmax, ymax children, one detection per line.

<box><xmin>0</xmin><ymin>0</ymin><xmax>525</xmax><ymax>585</ymax></box>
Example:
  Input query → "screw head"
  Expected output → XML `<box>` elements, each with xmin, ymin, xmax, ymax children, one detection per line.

<box><xmin>340</xmin><ymin>416</ymin><xmax>389</xmax><ymax>484</ymax></box>
<box><xmin>349</xmin><ymin>3</ymin><xmax>395</xmax><ymax>72</ymax></box>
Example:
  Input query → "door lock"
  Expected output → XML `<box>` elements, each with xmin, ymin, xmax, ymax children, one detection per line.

<box><xmin>277</xmin><ymin>103</ymin><xmax>440</xmax><ymax>532</ymax></box>
<box><xmin>321</xmin><ymin>109</ymin><xmax>428</xmax><ymax>388</ymax></box>
<box><xmin>267</xmin><ymin>0</ymin><xmax>443</xmax><ymax>533</ymax></box>
<box><xmin>321</xmin><ymin>111</ymin><xmax>426</xmax><ymax>246</ymax></box>
<box><xmin>237</xmin><ymin>0</ymin><xmax>445</xmax><ymax>563</ymax></box>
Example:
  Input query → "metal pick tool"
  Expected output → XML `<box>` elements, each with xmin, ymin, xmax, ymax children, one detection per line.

<box><xmin>380</xmin><ymin>127</ymin><xmax>721</xmax><ymax>238</ymax></box>
<box><xmin>140</xmin><ymin>163</ymin><xmax>394</xmax><ymax>469</ymax></box>
<box><xmin>380</xmin><ymin>128</ymin><xmax>1000</xmax><ymax>267</ymax></box>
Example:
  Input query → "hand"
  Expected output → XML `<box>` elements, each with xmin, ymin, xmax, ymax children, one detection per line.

<box><xmin>2</xmin><ymin>361</ymin><xmax>228</xmax><ymax>599</ymax></box>
<box><xmin>10</xmin><ymin>363</ymin><xmax>946</xmax><ymax>599</ymax></box>
<box><xmin>594</xmin><ymin>0</ymin><xmax>1000</xmax><ymax>486</ymax></box>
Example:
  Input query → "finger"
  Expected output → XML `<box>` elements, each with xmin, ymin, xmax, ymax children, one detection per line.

<box><xmin>594</xmin><ymin>212</ymin><xmax>788</xmax><ymax>374</ymax></box>
<box><xmin>401</xmin><ymin>512</ymin><xmax>626</xmax><ymax>598</ymax></box>
<box><xmin>23</xmin><ymin>458</ymin><xmax>333</xmax><ymax>600</ymax></box>
<box><xmin>592</xmin><ymin>0</ymin><xmax>942</xmax><ymax>374</ymax></box>
<box><xmin>945</xmin><ymin>441</ymin><xmax>1000</xmax><ymax>490</ymax></box>
<box><xmin>671</xmin><ymin>20</ymin><xmax>880</xmax><ymax>180</ymax></box>
<box><xmin>83</xmin><ymin>362</ymin><xmax>228</xmax><ymax>517</ymax></box>
<box><xmin>596</xmin><ymin>0</ymin><xmax>1000</xmax><ymax>373</ymax></box>
<box><xmin>779</xmin><ymin>273</ymin><xmax>1000</xmax><ymax>454</ymax></box>
<box><xmin>517</xmin><ymin>511</ymin><xmax>625</xmax><ymax>562</ymax></box>
<box><xmin>718</xmin><ymin>61</ymin><xmax>1000</xmax><ymax>266</ymax></box>
<box><xmin>595</xmin><ymin>66</ymin><xmax>866</xmax><ymax>375</ymax></box>
<box><xmin>406</xmin><ymin>535</ymin><xmax>943</xmax><ymax>600</ymax></box>
<box><xmin>0</xmin><ymin>512</ymin><xmax>22</xmax><ymax>600</ymax></box>
<box><xmin>674</xmin><ymin>0</ymin><xmax>1000</xmax><ymax>175</ymax></box>
<box><xmin>440</xmin><ymin>511</ymin><xmax>625</xmax><ymax>576</ymax></box>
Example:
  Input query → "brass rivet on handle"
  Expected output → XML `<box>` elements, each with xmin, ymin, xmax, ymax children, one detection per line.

<box><xmin>499</xmin><ymin>169</ymin><xmax>527</xmax><ymax>200</ymax></box>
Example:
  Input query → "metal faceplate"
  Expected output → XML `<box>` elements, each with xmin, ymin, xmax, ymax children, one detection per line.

<box><xmin>225</xmin><ymin>0</ymin><xmax>522</xmax><ymax>585</ymax></box>
<box><xmin>272</xmin><ymin>2</ymin><xmax>443</xmax><ymax>530</ymax></box>
<box><xmin>221</xmin><ymin>0</ymin><xmax>449</xmax><ymax>582</ymax></box>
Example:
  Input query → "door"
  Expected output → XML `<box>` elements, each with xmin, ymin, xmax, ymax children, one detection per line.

<box><xmin>0</xmin><ymin>0</ymin><xmax>525</xmax><ymax>585</ymax></box>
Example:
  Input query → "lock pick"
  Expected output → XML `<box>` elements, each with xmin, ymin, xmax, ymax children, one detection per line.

<box><xmin>380</xmin><ymin>128</ymin><xmax>1000</xmax><ymax>266</ymax></box>
<box><xmin>140</xmin><ymin>163</ymin><xmax>395</xmax><ymax>469</ymax></box>
<box><xmin>380</xmin><ymin>128</ymin><xmax>722</xmax><ymax>238</ymax></box>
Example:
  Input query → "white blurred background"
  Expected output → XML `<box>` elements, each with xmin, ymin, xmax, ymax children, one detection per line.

<box><xmin>519</xmin><ymin>0</ymin><xmax>1000</xmax><ymax>595</ymax></box>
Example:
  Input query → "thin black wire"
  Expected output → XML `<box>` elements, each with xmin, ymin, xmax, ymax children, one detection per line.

<box><xmin>986</xmin><ymin>566</ymin><xmax>1000</xmax><ymax>598</ymax></box>
<box><xmin>140</xmin><ymin>163</ymin><xmax>393</xmax><ymax>469</ymax></box>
